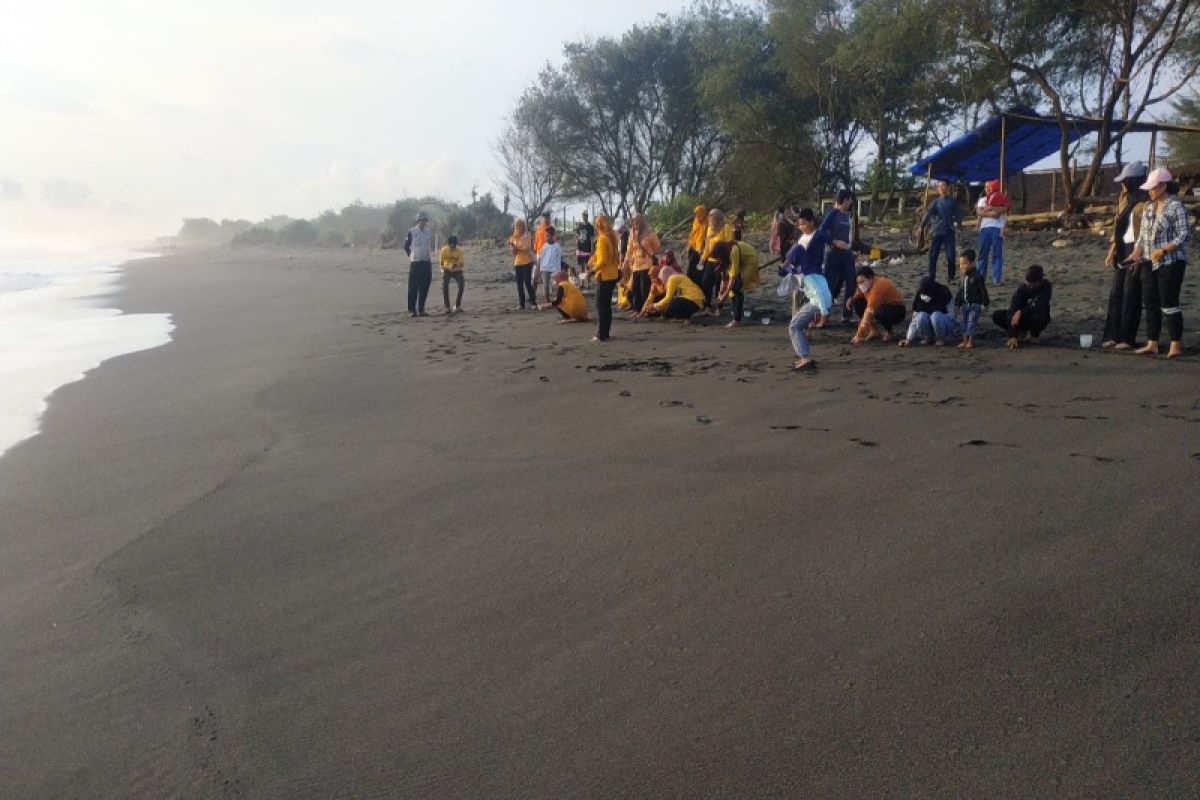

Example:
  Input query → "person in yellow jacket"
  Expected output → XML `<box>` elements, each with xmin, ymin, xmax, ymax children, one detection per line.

<box><xmin>699</xmin><ymin>208</ymin><xmax>733</xmax><ymax>311</ymax></box>
<box><xmin>686</xmin><ymin>204</ymin><xmax>708</xmax><ymax>283</ymax></box>
<box><xmin>713</xmin><ymin>240</ymin><xmax>760</xmax><ymax>328</ymax></box>
<box><xmin>549</xmin><ymin>270</ymin><xmax>589</xmax><ymax>322</ymax></box>
<box><xmin>438</xmin><ymin>234</ymin><xmax>465</xmax><ymax>314</ymax></box>
<box><xmin>509</xmin><ymin>219</ymin><xmax>536</xmax><ymax>310</ymax></box>
<box><xmin>588</xmin><ymin>215</ymin><xmax>620</xmax><ymax>341</ymax></box>
<box><xmin>638</xmin><ymin>271</ymin><xmax>705</xmax><ymax>322</ymax></box>
<box><xmin>621</xmin><ymin>212</ymin><xmax>660</xmax><ymax>316</ymax></box>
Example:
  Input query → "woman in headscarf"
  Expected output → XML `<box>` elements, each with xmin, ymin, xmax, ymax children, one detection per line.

<box><xmin>588</xmin><ymin>215</ymin><xmax>621</xmax><ymax>341</ymax></box>
<box><xmin>621</xmin><ymin>212</ymin><xmax>660</xmax><ymax>316</ymax></box>
<box><xmin>700</xmin><ymin>208</ymin><xmax>733</xmax><ymax>312</ymax></box>
<box><xmin>686</xmin><ymin>205</ymin><xmax>708</xmax><ymax>285</ymax></box>
<box><xmin>509</xmin><ymin>218</ymin><xmax>536</xmax><ymax>310</ymax></box>
<box><xmin>713</xmin><ymin>239</ymin><xmax>760</xmax><ymax>328</ymax></box>
<box><xmin>1101</xmin><ymin>164</ymin><xmax>1148</xmax><ymax>349</ymax></box>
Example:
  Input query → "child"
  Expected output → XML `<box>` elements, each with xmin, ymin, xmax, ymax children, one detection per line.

<box><xmin>954</xmin><ymin>248</ymin><xmax>990</xmax><ymax>349</ymax></box>
<box><xmin>993</xmin><ymin>264</ymin><xmax>1052</xmax><ymax>349</ymax></box>
<box><xmin>550</xmin><ymin>269</ymin><xmax>589</xmax><ymax>323</ymax></box>
<box><xmin>537</xmin><ymin>226</ymin><xmax>563</xmax><ymax>307</ymax></box>
<box><xmin>899</xmin><ymin>275</ymin><xmax>955</xmax><ymax>347</ymax></box>
<box><xmin>438</xmin><ymin>235</ymin><xmax>465</xmax><ymax>313</ymax></box>
<box><xmin>976</xmin><ymin>179</ymin><xmax>1011</xmax><ymax>284</ymax></box>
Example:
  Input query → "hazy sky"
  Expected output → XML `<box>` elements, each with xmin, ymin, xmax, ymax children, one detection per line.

<box><xmin>1</xmin><ymin>0</ymin><xmax>693</xmax><ymax>246</ymax></box>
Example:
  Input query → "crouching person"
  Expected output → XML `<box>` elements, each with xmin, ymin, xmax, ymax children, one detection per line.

<box><xmin>900</xmin><ymin>275</ymin><xmax>955</xmax><ymax>347</ymax></box>
<box><xmin>550</xmin><ymin>270</ymin><xmax>589</xmax><ymax>323</ymax></box>
<box><xmin>849</xmin><ymin>266</ymin><xmax>906</xmax><ymax>344</ymax></box>
<box><xmin>993</xmin><ymin>264</ymin><xmax>1052</xmax><ymax>349</ymax></box>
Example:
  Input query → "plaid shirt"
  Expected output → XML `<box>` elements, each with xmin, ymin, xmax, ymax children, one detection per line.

<box><xmin>1137</xmin><ymin>196</ymin><xmax>1191</xmax><ymax>268</ymax></box>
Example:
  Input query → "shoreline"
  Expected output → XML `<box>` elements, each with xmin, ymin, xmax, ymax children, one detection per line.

<box><xmin>2</xmin><ymin>241</ymin><xmax>1198</xmax><ymax>798</ymax></box>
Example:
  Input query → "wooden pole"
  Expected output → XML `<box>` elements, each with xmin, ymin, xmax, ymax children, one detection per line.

<box><xmin>922</xmin><ymin>163</ymin><xmax>933</xmax><ymax>207</ymax></box>
<box><xmin>999</xmin><ymin>115</ymin><xmax>1007</xmax><ymax>194</ymax></box>
<box><xmin>1050</xmin><ymin>171</ymin><xmax>1057</xmax><ymax>213</ymax></box>
<box><xmin>1149</xmin><ymin>130</ymin><xmax>1158</xmax><ymax>169</ymax></box>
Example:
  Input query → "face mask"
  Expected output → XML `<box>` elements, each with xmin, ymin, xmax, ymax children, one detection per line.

<box><xmin>857</xmin><ymin>280</ymin><xmax>871</xmax><ymax>293</ymax></box>
<box><xmin>919</xmin><ymin>293</ymin><xmax>931</xmax><ymax>303</ymax></box>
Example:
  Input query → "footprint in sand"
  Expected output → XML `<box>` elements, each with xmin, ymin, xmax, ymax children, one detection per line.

<box><xmin>1070</xmin><ymin>452</ymin><xmax>1123</xmax><ymax>464</ymax></box>
<box><xmin>960</xmin><ymin>439</ymin><xmax>1020</xmax><ymax>449</ymax></box>
<box><xmin>849</xmin><ymin>437</ymin><xmax>878</xmax><ymax>447</ymax></box>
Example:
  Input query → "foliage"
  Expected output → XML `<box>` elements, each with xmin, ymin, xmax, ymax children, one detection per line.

<box><xmin>1166</xmin><ymin>90</ymin><xmax>1200</xmax><ymax>166</ymax></box>
<box><xmin>278</xmin><ymin>219</ymin><xmax>320</xmax><ymax>246</ymax></box>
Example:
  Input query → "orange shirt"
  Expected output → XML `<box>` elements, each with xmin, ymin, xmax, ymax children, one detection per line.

<box><xmin>589</xmin><ymin>233</ymin><xmax>620</xmax><ymax>282</ymax></box>
<box><xmin>625</xmin><ymin>231</ymin><xmax>660</xmax><ymax>272</ymax></box>
<box><xmin>534</xmin><ymin>224</ymin><xmax>549</xmax><ymax>256</ymax></box>
<box><xmin>852</xmin><ymin>277</ymin><xmax>904</xmax><ymax>337</ymax></box>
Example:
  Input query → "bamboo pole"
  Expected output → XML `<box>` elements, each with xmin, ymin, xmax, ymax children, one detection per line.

<box><xmin>999</xmin><ymin>115</ymin><xmax>1007</xmax><ymax>194</ymax></box>
<box><xmin>1149</xmin><ymin>130</ymin><xmax>1158</xmax><ymax>169</ymax></box>
<box><xmin>1050</xmin><ymin>171</ymin><xmax>1057</xmax><ymax>212</ymax></box>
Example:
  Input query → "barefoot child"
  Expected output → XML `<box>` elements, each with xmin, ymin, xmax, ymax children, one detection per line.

<box><xmin>439</xmin><ymin>235</ymin><xmax>465</xmax><ymax>313</ymax></box>
<box><xmin>954</xmin><ymin>248</ymin><xmax>990</xmax><ymax>348</ymax></box>
<box><xmin>537</xmin><ymin>226</ymin><xmax>563</xmax><ymax>307</ymax></box>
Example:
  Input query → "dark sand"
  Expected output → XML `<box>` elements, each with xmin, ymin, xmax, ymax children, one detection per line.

<box><xmin>2</xmin><ymin>234</ymin><xmax>1199</xmax><ymax>798</ymax></box>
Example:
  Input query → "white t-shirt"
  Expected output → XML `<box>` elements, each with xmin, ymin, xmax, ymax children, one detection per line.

<box><xmin>977</xmin><ymin>197</ymin><xmax>1005</xmax><ymax>230</ymax></box>
<box><xmin>538</xmin><ymin>242</ymin><xmax>562</xmax><ymax>272</ymax></box>
<box><xmin>799</xmin><ymin>232</ymin><xmax>814</xmax><ymax>248</ymax></box>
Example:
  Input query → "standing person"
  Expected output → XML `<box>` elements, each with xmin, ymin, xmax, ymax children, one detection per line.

<box><xmin>439</xmin><ymin>234</ymin><xmax>465</xmax><ymax>314</ymax></box>
<box><xmin>714</xmin><ymin>240</ymin><xmax>760</xmax><ymax>328</ymax></box>
<box><xmin>1102</xmin><ymin>163</ymin><xmax>1148</xmax><ymax>349</ymax></box>
<box><xmin>532</xmin><ymin>211</ymin><xmax>552</xmax><ymax>296</ymax></box>
<box><xmin>622</xmin><ymin>213</ymin><xmax>660</xmax><ymax>316</ymax></box>
<box><xmin>403</xmin><ymin>211</ymin><xmax>435</xmax><ymax>317</ymax></box>
<box><xmin>575</xmin><ymin>211</ymin><xmax>595</xmax><ymax>287</ymax></box>
<box><xmin>976</xmin><ymin>179</ymin><xmax>1010</xmax><ymax>284</ymax></box>
<box><xmin>509</xmin><ymin>218</ymin><xmax>537</xmax><ymax>311</ymax></box>
<box><xmin>783</xmin><ymin>208</ymin><xmax>829</xmax><ymax>315</ymax></box>
<box><xmin>732</xmin><ymin>210</ymin><xmax>747</xmax><ymax>240</ymax></box>
<box><xmin>821</xmin><ymin>190</ymin><xmax>857</xmax><ymax>322</ymax></box>
<box><xmin>700</xmin><ymin>208</ymin><xmax>733</xmax><ymax>311</ymax></box>
<box><xmin>953</xmin><ymin>249</ymin><xmax>990</xmax><ymax>349</ymax></box>
<box><xmin>848</xmin><ymin>265</ymin><xmax>906</xmax><ymax>344</ymax></box>
<box><xmin>781</xmin><ymin>219</ymin><xmax>834</xmax><ymax>370</ymax></box>
<box><xmin>589</xmin><ymin>215</ymin><xmax>620</xmax><ymax>341</ymax></box>
<box><xmin>1129</xmin><ymin>169</ymin><xmax>1191</xmax><ymax>359</ymax></box>
<box><xmin>920</xmin><ymin>180</ymin><xmax>961</xmax><ymax>283</ymax></box>
<box><xmin>899</xmin><ymin>275</ymin><xmax>956</xmax><ymax>347</ymax></box>
<box><xmin>537</xmin><ymin>226</ymin><xmax>563</xmax><ymax>307</ymax></box>
<box><xmin>993</xmin><ymin>264</ymin><xmax>1053</xmax><ymax>349</ymax></box>
<box><xmin>686</xmin><ymin>204</ymin><xmax>709</xmax><ymax>284</ymax></box>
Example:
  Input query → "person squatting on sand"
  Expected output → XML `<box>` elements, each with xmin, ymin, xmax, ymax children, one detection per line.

<box><xmin>550</xmin><ymin>270</ymin><xmax>589</xmax><ymax>323</ymax></box>
<box><xmin>954</xmin><ymin>249</ymin><xmax>990</xmax><ymax>349</ymax></box>
<box><xmin>714</xmin><ymin>239</ymin><xmax>760</xmax><ymax>328</ymax></box>
<box><xmin>589</xmin><ymin>215</ymin><xmax>620</xmax><ymax>341</ymax></box>
<box><xmin>537</xmin><ymin>226</ymin><xmax>563</xmax><ymax>307</ymax></box>
<box><xmin>639</xmin><ymin>270</ymin><xmax>706</xmax><ymax>322</ymax></box>
<box><xmin>635</xmin><ymin>252</ymin><xmax>676</xmax><ymax>319</ymax></box>
<box><xmin>1128</xmin><ymin>168</ymin><xmax>1191</xmax><ymax>359</ymax></box>
<box><xmin>404</xmin><ymin>211</ymin><xmax>435</xmax><ymax>316</ymax></box>
<box><xmin>439</xmin><ymin>235</ymin><xmax>465</xmax><ymax>314</ymax></box>
<box><xmin>899</xmin><ymin>274</ymin><xmax>955</xmax><ymax>347</ymax></box>
<box><xmin>509</xmin><ymin>219</ymin><xmax>537</xmax><ymax>311</ymax></box>
<box><xmin>994</xmin><ymin>264</ymin><xmax>1053</xmax><ymax>349</ymax></box>
<box><xmin>1102</xmin><ymin>162</ymin><xmax>1148</xmax><ymax>350</ymax></box>
<box><xmin>849</xmin><ymin>265</ymin><xmax>906</xmax><ymax>344</ymax></box>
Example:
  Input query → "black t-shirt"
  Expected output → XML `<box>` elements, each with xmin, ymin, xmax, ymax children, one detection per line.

<box><xmin>913</xmin><ymin>282</ymin><xmax>953</xmax><ymax>314</ymax></box>
<box><xmin>576</xmin><ymin>221</ymin><xmax>595</xmax><ymax>253</ymax></box>
<box><xmin>1010</xmin><ymin>281</ymin><xmax>1053</xmax><ymax>317</ymax></box>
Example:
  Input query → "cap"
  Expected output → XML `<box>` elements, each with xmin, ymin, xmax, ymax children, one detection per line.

<box><xmin>1114</xmin><ymin>162</ymin><xmax>1148</xmax><ymax>182</ymax></box>
<box><xmin>416</xmin><ymin>211</ymin><xmax>429</xmax><ymax>222</ymax></box>
<box><xmin>1139</xmin><ymin>167</ymin><xmax>1173</xmax><ymax>191</ymax></box>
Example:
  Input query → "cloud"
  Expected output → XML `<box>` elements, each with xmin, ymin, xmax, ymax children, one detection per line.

<box><xmin>41</xmin><ymin>179</ymin><xmax>94</xmax><ymax>209</ymax></box>
<box><xmin>0</xmin><ymin>178</ymin><xmax>22</xmax><ymax>201</ymax></box>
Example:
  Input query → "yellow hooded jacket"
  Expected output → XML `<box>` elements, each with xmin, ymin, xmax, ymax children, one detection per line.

<box><xmin>687</xmin><ymin>205</ymin><xmax>708</xmax><ymax>253</ymax></box>
<box><xmin>589</xmin><ymin>218</ymin><xmax>620</xmax><ymax>282</ymax></box>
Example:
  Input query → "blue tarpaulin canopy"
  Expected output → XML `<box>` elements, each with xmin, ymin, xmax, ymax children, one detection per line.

<box><xmin>909</xmin><ymin>106</ymin><xmax>1199</xmax><ymax>184</ymax></box>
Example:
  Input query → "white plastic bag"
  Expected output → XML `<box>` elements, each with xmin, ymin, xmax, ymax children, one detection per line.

<box><xmin>776</xmin><ymin>272</ymin><xmax>799</xmax><ymax>298</ymax></box>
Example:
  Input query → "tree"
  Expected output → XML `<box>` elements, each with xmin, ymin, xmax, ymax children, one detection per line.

<box><xmin>1166</xmin><ymin>89</ymin><xmax>1200</xmax><ymax>164</ymax></box>
<box><xmin>961</xmin><ymin>0</ymin><xmax>1200</xmax><ymax>210</ymax></box>
<box><xmin>492</xmin><ymin>120</ymin><xmax>564</xmax><ymax>224</ymax></box>
<box><xmin>278</xmin><ymin>219</ymin><xmax>319</xmax><ymax>246</ymax></box>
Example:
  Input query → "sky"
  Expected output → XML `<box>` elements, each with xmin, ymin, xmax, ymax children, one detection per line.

<box><xmin>0</xmin><ymin>0</ymin><xmax>693</xmax><ymax>247</ymax></box>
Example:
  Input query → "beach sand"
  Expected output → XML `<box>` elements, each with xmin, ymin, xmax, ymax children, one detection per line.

<box><xmin>2</xmin><ymin>234</ymin><xmax>1198</xmax><ymax>798</ymax></box>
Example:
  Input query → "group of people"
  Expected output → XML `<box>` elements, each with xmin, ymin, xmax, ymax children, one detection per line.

<box><xmin>402</xmin><ymin>163</ymin><xmax>1190</xmax><ymax>365</ymax></box>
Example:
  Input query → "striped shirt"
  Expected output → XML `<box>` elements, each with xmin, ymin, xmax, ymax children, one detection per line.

<box><xmin>1137</xmin><ymin>196</ymin><xmax>1191</xmax><ymax>269</ymax></box>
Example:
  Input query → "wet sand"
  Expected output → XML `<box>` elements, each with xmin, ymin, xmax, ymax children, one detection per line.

<box><xmin>2</xmin><ymin>236</ymin><xmax>1198</xmax><ymax>798</ymax></box>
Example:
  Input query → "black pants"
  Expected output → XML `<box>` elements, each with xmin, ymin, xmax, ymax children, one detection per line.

<box><xmin>595</xmin><ymin>279</ymin><xmax>617</xmax><ymax>339</ymax></box>
<box><xmin>825</xmin><ymin>252</ymin><xmax>856</xmax><ymax>310</ymax></box>
<box><xmin>442</xmin><ymin>271</ymin><xmax>464</xmax><ymax>309</ymax></box>
<box><xmin>701</xmin><ymin>262</ymin><xmax>722</xmax><ymax>309</ymax></box>
<box><xmin>993</xmin><ymin>309</ymin><xmax>1049</xmax><ymax>337</ymax></box>
<box><xmin>630</xmin><ymin>271</ymin><xmax>651</xmax><ymax>314</ymax></box>
<box><xmin>407</xmin><ymin>261</ymin><xmax>432</xmax><ymax>313</ymax></box>
<box><xmin>686</xmin><ymin>249</ymin><xmax>702</xmax><ymax>284</ymax></box>
<box><xmin>1142</xmin><ymin>261</ymin><xmax>1187</xmax><ymax>343</ymax></box>
<box><xmin>730</xmin><ymin>275</ymin><xmax>745</xmax><ymax>320</ymax></box>
<box><xmin>851</xmin><ymin>298</ymin><xmax>906</xmax><ymax>332</ymax></box>
<box><xmin>514</xmin><ymin>264</ymin><xmax>536</xmax><ymax>308</ymax></box>
<box><xmin>1103</xmin><ymin>265</ymin><xmax>1142</xmax><ymax>345</ymax></box>
<box><xmin>665</xmin><ymin>298</ymin><xmax>700</xmax><ymax>320</ymax></box>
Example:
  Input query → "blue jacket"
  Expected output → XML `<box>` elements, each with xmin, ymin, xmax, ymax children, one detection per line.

<box><xmin>780</xmin><ymin>231</ymin><xmax>829</xmax><ymax>276</ymax></box>
<box><xmin>820</xmin><ymin>209</ymin><xmax>853</xmax><ymax>268</ymax></box>
<box><xmin>921</xmin><ymin>196</ymin><xmax>961</xmax><ymax>238</ymax></box>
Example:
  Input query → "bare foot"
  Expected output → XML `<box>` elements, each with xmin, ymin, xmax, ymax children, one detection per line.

<box><xmin>1135</xmin><ymin>343</ymin><xmax>1158</xmax><ymax>355</ymax></box>
<box><xmin>935</xmin><ymin>339</ymin><xmax>946</xmax><ymax>347</ymax></box>
<box><xmin>1168</xmin><ymin>344</ymin><xmax>1183</xmax><ymax>359</ymax></box>
<box><xmin>1114</xmin><ymin>343</ymin><xmax>1132</xmax><ymax>351</ymax></box>
<box><xmin>898</xmin><ymin>339</ymin><xmax>910</xmax><ymax>347</ymax></box>
<box><xmin>793</xmin><ymin>357</ymin><xmax>813</xmax><ymax>370</ymax></box>
<box><xmin>725</xmin><ymin>320</ymin><xmax>741</xmax><ymax>329</ymax></box>
<box><xmin>1102</xmin><ymin>340</ymin><xmax>1116</xmax><ymax>348</ymax></box>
